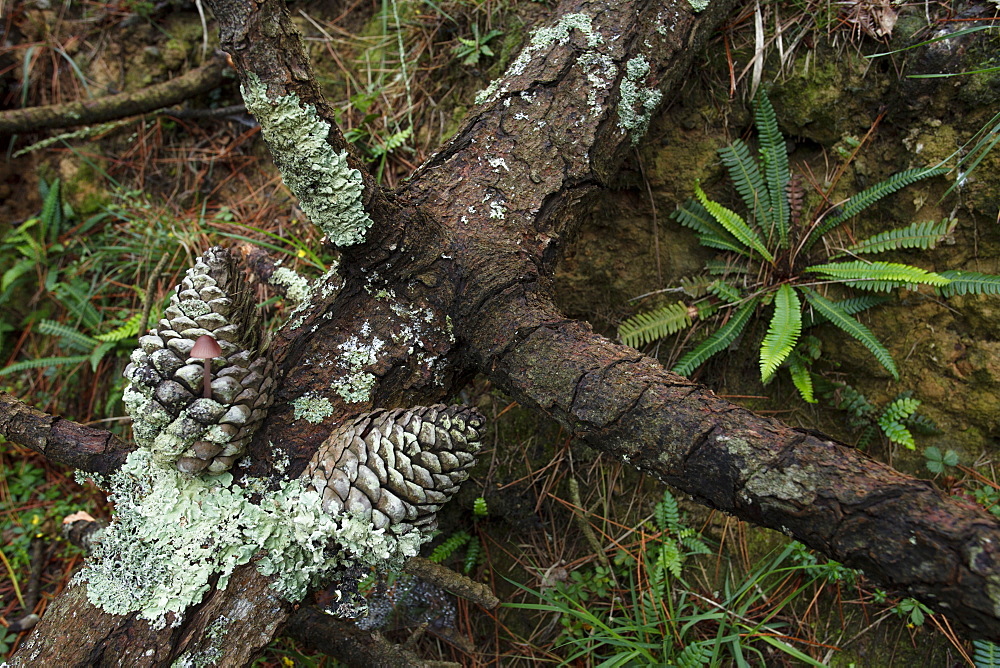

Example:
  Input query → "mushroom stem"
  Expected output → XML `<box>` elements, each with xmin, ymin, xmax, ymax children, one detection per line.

<box><xmin>203</xmin><ymin>359</ymin><xmax>212</xmax><ymax>399</ymax></box>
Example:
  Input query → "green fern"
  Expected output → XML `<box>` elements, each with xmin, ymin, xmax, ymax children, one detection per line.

<box><xmin>754</xmin><ymin>90</ymin><xmax>791</xmax><ymax>248</ymax></box>
<box><xmin>806</xmin><ymin>167</ymin><xmax>948</xmax><ymax>248</ymax></box>
<box><xmin>936</xmin><ymin>270</ymin><xmax>1000</xmax><ymax>297</ymax></box>
<box><xmin>0</xmin><ymin>355</ymin><xmax>91</xmax><ymax>377</ymax></box>
<box><xmin>805</xmin><ymin>261</ymin><xmax>950</xmax><ymax>291</ymax></box>
<box><xmin>673</xmin><ymin>199</ymin><xmax>751</xmax><ymax>257</ymax></box>
<box><xmin>786</xmin><ymin>353</ymin><xmax>815</xmax><ymax>403</ymax></box>
<box><xmin>973</xmin><ymin>639</ymin><xmax>1000</xmax><ymax>668</ymax></box>
<box><xmin>655</xmin><ymin>488</ymin><xmax>681</xmax><ymax>531</ymax></box>
<box><xmin>462</xmin><ymin>536</ymin><xmax>482</xmax><ymax>574</ymax></box>
<box><xmin>619</xmin><ymin>302</ymin><xmax>693</xmax><ymax>348</ymax></box>
<box><xmin>707</xmin><ymin>279</ymin><xmax>742</xmax><ymax>303</ymax></box>
<box><xmin>846</xmin><ymin>218</ymin><xmax>957</xmax><ymax>255</ymax></box>
<box><xmin>694</xmin><ymin>183</ymin><xmax>774</xmax><ymax>262</ymax></box>
<box><xmin>672</xmin><ymin>299</ymin><xmax>757</xmax><ymax>377</ymax></box>
<box><xmin>801</xmin><ymin>295</ymin><xmax>890</xmax><ymax>329</ymax></box>
<box><xmin>37</xmin><ymin>319</ymin><xmax>98</xmax><ymax>351</ymax></box>
<box><xmin>801</xmin><ymin>288</ymin><xmax>899</xmax><ymax>379</ymax></box>
<box><xmin>759</xmin><ymin>284</ymin><xmax>801</xmax><ymax>382</ymax></box>
<box><xmin>94</xmin><ymin>313</ymin><xmax>143</xmax><ymax>342</ymax></box>
<box><xmin>39</xmin><ymin>178</ymin><xmax>64</xmax><ymax>244</ymax></box>
<box><xmin>675</xmin><ymin>642</ymin><xmax>714</xmax><ymax>668</ymax></box>
<box><xmin>718</xmin><ymin>138</ymin><xmax>769</xmax><ymax>226</ymax></box>
<box><xmin>428</xmin><ymin>531</ymin><xmax>471</xmax><ymax>563</ymax></box>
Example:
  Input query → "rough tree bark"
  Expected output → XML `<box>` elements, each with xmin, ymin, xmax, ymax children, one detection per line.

<box><xmin>6</xmin><ymin>0</ymin><xmax>1000</xmax><ymax>664</ymax></box>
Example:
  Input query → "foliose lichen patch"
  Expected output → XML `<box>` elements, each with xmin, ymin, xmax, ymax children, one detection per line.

<box><xmin>241</xmin><ymin>73</ymin><xmax>372</xmax><ymax>247</ymax></box>
<box><xmin>77</xmin><ymin>449</ymin><xmax>426</xmax><ymax>627</ymax></box>
<box><xmin>292</xmin><ymin>392</ymin><xmax>335</xmax><ymax>423</ymax></box>
<box><xmin>618</xmin><ymin>57</ymin><xmax>663</xmax><ymax>144</ymax></box>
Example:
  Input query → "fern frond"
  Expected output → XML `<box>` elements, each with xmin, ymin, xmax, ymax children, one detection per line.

<box><xmin>672</xmin><ymin>298</ymin><xmax>758</xmax><ymax>377</ymax></box>
<box><xmin>936</xmin><ymin>270</ymin><xmax>1000</xmax><ymax>297</ymax></box>
<box><xmin>694</xmin><ymin>300</ymin><xmax>719</xmax><ymax>319</ymax></box>
<box><xmin>805</xmin><ymin>261</ymin><xmax>950</xmax><ymax>290</ymax></box>
<box><xmin>759</xmin><ymin>285</ymin><xmax>802</xmax><ymax>382</ymax></box>
<box><xmin>755</xmin><ymin>91</ymin><xmax>791</xmax><ymax>248</ymax></box>
<box><xmin>40</xmin><ymin>178</ymin><xmax>63</xmax><ymax>243</ymax></box>
<box><xmin>37</xmin><ymin>319</ymin><xmax>97</xmax><ymax>351</ymax></box>
<box><xmin>94</xmin><ymin>312</ymin><xmax>143</xmax><ymax>342</ymax></box>
<box><xmin>89</xmin><ymin>341</ymin><xmax>116</xmax><ymax>371</ymax></box>
<box><xmin>880</xmin><ymin>396</ymin><xmax>921</xmax><ymax>424</ymax></box>
<box><xmin>801</xmin><ymin>288</ymin><xmax>898</xmax><ymax>379</ymax></box>
<box><xmin>463</xmin><ymin>536</ymin><xmax>482</xmax><ymax>574</ymax></box>
<box><xmin>428</xmin><ymin>531</ymin><xmax>471</xmax><ymax>563</ymax></box>
<box><xmin>718</xmin><ymin>139</ymin><xmax>769</xmax><ymax>226</ymax></box>
<box><xmin>846</xmin><ymin>218</ymin><xmax>957</xmax><ymax>255</ymax></box>
<box><xmin>857</xmin><ymin>425</ymin><xmax>878</xmax><ymax>450</ymax></box>
<box><xmin>801</xmin><ymin>295</ymin><xmax>890</xmax><ymax>329</ymax></box>
<box><xmin>0</xmin><ymin>355</ymin><xmax>90</xmax><ymax>377</ymax></box>
<box><xmin>704</xmin><ymin>259</ymin><xmax>750</xmax><ymax>275</ymax></box>
<box><xmin>806</xmin><ymin>167</ymin><xmax>948</xmax><ymax>248</ymax></box>
<box><xmin>656</xmin><ymin>489</ymin><xmax>681</xmax><ymax>530</ymax></box>
<box><xmin>658</xmin><ymin>536</ymin><xmax>683</xmax><ymax>578</ymax></box>
<box><xmin>619</xmin><ymin>302</ymin><xmax>693</xmax><ymax>347</ymax></box>
<box><xmin>880</xmin><ymin>421</ymin><xmax>917</xmax><ymax>449</ymax></box>
<box><xmin>673</xmin><ymin>199</ymin><xmax>752</xmax><ymax>258</ymax></box>
<box><xmin>972</xmin><ymin>639</ymin><xmax>1000</xmax><ymax>668</ymax></box>
<box><xmin>676</xmin><ymin>642</ymin><xmax>714</xmax><ymax>668</ymax></box>
<box><xmin>707</xmin><ymin>279</ymin><xmax>742</xmax><ymax>303</ymax></box>
<box><xmin>695</xmin><ymin>183</ymin><xmax>774</xmax><ymax>262</ymax></box>
<box><xmin>679</xmin><ymin>275</ymin><xmax>714</xmax><ymax>298</ymax></box>
<box><xmin>787</xmin><ymin>354</ymin><xmax>816</xmax><ymax>403</ymax></box>
<box><xmin>906</xmin><ymin>413</ymin><xmax>940</xmax><ymax>435</ymax></box>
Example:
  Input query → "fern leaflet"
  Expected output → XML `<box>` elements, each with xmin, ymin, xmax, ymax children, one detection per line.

<box><xmin>755</xmin><ymin>91</ymin><xmax>791</xmax><ymax>249</ymax></box>
<box><xmin>936</xmin><ymin>270</ymin><xmax>1000</xmax><ymax>297</ymax></box>
<box><xmin>672</xmin><ymin>298</ymin><xmax>757</xmax><ymax>377</ymax></box>
<box><xmin>94</xmin><ymin>312</ymin><xmax>143</xmax><ymax>342</ymax></box>
<box><xmin>801</xmin><ymin>295</ymin><xmax>889</xmax><ymax>329</ymax></box>
<box><xmin>428</xmin><ymin>531</ymin><xmax>471</xmax><ymax>563</ymax></box>
<box><xmin>718</xmin><ymin>139</ymin><xmax>769</xmax><ymax>228</ymax></box>
<box><xmin>805</xmin><ymin>261</ymin><xmax>950</xmax><ymax>290</ymax></box>
<box><xmin>880</xmin><ymin>421</ymin><xmax>917</xmax><ymax>449</ymax></box>
<box><xmin>38</xmin><ymin>319</ymin><xmax>97</xmax><ymax>351</ymax></box>
<box><xmin>880</xmin><ymin>396</ymin><xmax>921</xmax><ymax>424</ymax></box>
<box><xmin>694</xmin><ymin>183</ymin><xmax>774</xmax><ymax>262</ymax></box>
<box><xmin>806</xmin><ymin>167</ymin><xmax>948</xmax><ymax>249</ymax></box>
<box><xmin>679</xmin><ymin>274</ymin><xmax>714</xmax><ymax>298</ymax></box>
<box><xmin>675</xmin><ymin>642</ymin><xmax>713</xmax><ymax>668</ymax></box>
<box><xmin>787</xmin><ymin>353</ymin><xmax>815</xmax><ymax>403</ymax></box>
<box><xmin>619</xmin><ymin>302</ymin><xmax>693</xmax><ymax>347</ymax></box>
<box><xmin>801</xmin><ymin>288</ymin><xmax>898</xmax><ymax>379</ymax></box>
<box><xmin>846</xmin><ymin>218</ymin><xmax>957</xmax><ymax>255</ymax></box>
<box><xmin>0</xmin><ymin>355</ymin><xmax>91</xmax><ymax>377</ymax></box>
<box><xmin>759</xmin><ymin>284</ymin><xmax>802</xmax><ymax>382</ymax></box>
<box><xmin>707</xmin><ymin>279</ymin><xmax>742</xmax><ymax>303</ymax></box>
<box><xmin>39</xmin><ymin>178</ymin><xmax>63</xmax><ymax>243</ymax></box>
<box><xmin>973</xmin><ymin>639</ymin><xmax>1000</xmax><ymax>668</ymax></box>
<box><xmin>673</xmin><ymin>200</ymin><xmax>752</xmax><ymax>258</ymax></box>
<box><xmin>656</xmin><ymin>489</ymin><xmax>681</xmax><ymax>531</ymax></box>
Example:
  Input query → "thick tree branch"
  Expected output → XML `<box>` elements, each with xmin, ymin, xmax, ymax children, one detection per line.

<box><xmin>0</xmin><ymin>57</ymin><xmax>229</xmax><ymax>135</ymax></box>
<box><xmin>0</xmin><ymin>391</ymin><xmax>132</xmax><ymax>474</ymax></box>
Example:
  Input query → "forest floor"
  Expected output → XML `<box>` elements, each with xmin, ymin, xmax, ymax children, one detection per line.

<box><xmin>1</xmin><ymin>0</ymin><xmax>999</xmax><ymax>664</ymax></box>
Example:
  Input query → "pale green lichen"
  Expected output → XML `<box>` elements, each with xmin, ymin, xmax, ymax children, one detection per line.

<box><xmin>618</xmin><ymin>57</ymin><xmax>663</xmax><ymax>144</ymax></box>
<box><xmin>171</xmin><ymin>616</ymin><xmax>229</xmax><ymax>668</ymax></box>
<box><xmin>331</xmin><ymin>332</ymin><xmax>384</xmax><ymax>404</ymax></box>
<box><xmin>476</xmin><ymin>13</ymin><xmax>603</xmax><ymax>105</ymax></box>
<box><xmin>240</xmin><ymin>73</ymin><xmax>372</xmax><ymax>247</ymax></box>
<box><xmin>292</xmin><ymin>392</ymin><xmax>335</xmax><ymax>423</ymax></box>
<box><xmin>78</xmin><ymin>450</ymin><xmax>430</xmax><ymax>626</ymax></box>
<box><xmin>687</xmin><ymin>0</ymin><xmax>710</xmax><ymax>11</ymax></box>
<box><xmin>270</xmin><ymin>267</ymin><xmax>312</xmax><ymax>304</ymax></box>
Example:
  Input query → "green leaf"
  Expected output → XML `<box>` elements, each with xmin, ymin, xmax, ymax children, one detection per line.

<box><xmin>619</xmin><ymin>302</ymin><xmax>693</xmax><ymax>347</ymax></box>
<box><xmin>880</xmin><ymin>421</ymin><xmax>916</xmax><ymax>449</ymax></box>
<box><xmin>936</xmin><ymin>270</ymin><xmax>1000</xmax><ymax>297</ymax></box>
<box><xmin>694</xmin><ymin>184</ymin><xmax>774</xmax><ymax>263</ymax></box>
<box><xmin>37</xmin><ymin>319</ymin><xmax>98</xmax><ymax>351</ymax></box>
<box><xmin>39</xmin><ymin>178</ymin><xmax>63</xmax><ymax>244</ymax></box>
<box><xmin>0</xmin><ymin>355</ymin><xmax>90</xmax><ymax>377</ymax></box>
<box><xmin>672</xmin><ymin>298</ymin><xmax>758</xmax><ymax>377</ymax></box>
<box><xmin>707</xmin><ymin>279</ymin><xmax>742</xmax><ymax>303</ymax></box>
<box><xmin>801</xmin><ymin>288</ymin><xmax>898</xmax><ymax>379</ymax></box>
<box><xmin>805</xmin><ymin>261</ymin><xmax>950</xmax><ymax>291</ymax></box>
<box><xmin>880</xmin><ymin>396</ymin><xmax>921</xmax><ymax>424</ymax></box>
<box><xmin>673</xmin><ymin>199</ymin><xmax>751</xmax><ymax>258</ymax></box>
<box><xmin>2</xmin><ymin>257</ymin><xmax>37</xmax><ymax>292</ymax></box>
<box><xmin>718</xmin><ymin>139</ymin><xmax>769</xmax><ymax>228</ymax></box>
<box><xmin>972</xmin><ymin>639</ymin><xmax>1000</xmax><ymax>668</ymax></box>
<box><xmin>801</xmin><ymin>295</ymin><xmax>889</xmax><ymax>329</ymax></box>
<box><xmin>755</xmin><ymin>91</ymin><xmax>790</xmax><ymax>248</ymax></box>
<box><xmin>806</xmin><ymin>167</ymin><xmax>948</xmax><ymax>249</ymax></box>
<box><xmin>759</xmin><ymin>285</ymin><xmax>802</xmax><ymax>382</ymax></box>
<box><xmin>786</xmin><ymin>355</ymin><xmax>816</xmax><ymax>403</ymax></box>
<box><xmin>94</xmin><ymin>312</ymin><xmax>143</xmax><ymax>342</ymax></box>
<box><xmin>846</xmin><ymin>218</ymin><xmax>957</xmax><ymax>255</ymax></box>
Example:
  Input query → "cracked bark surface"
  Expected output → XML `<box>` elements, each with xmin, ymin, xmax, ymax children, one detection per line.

<box><xmin>7</xmin><ymin>0</ymin><xmax>1000</xmax><ymax>664</ymax></box>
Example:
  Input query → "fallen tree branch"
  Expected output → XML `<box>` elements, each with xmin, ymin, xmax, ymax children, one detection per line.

<box><xmin>0</xmin><ymin>56</ymin><xmax>229</xmax><ymax>135</ymax></box>
<box><xmin>0</xmin><ymin>391</ymin><xmax>132</xmax><ymax>475</ymax></box>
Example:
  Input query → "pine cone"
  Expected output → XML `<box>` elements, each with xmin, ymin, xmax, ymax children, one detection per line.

<box><xmin>123</xmin><ymin>247</ymin><xmax>274</xmax><ymax>474</ymax></box>
<box><xmin>306</xmin><ymin>405</ymin><xmax>483</xmax><ymax>536</ymax></box>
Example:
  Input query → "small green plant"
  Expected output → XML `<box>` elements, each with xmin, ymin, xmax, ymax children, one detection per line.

<box><xmin>452</xmin><ymin>24</ymin><xmax>504</xmax><ymax>66</ymax></box>
<box><xmin>924</xmin><ymin>446</ymin><xmax>959</xmax><ymax>474</ymax></box>
<box><xmin>893</xmin><ymin>597</ymin><xmax>934</xmax><ymax>627</ymax></box>
<box><xmin>507</xmin><ymin>490</ymin><xmax>826</xmax><ymax>665</ymax></box>
<box><xmin>426</xmin><ymin>497</ymin><xmax>489</xmax><ymax>574</ymax></box>
<box><xmin>618</xmin><ymin>91</ymin><xmax>1000</xmax><ymax>402</ymax></box>
<box><xmin>821</xmin><ymin>382</ymin><xmax>939</xmax><ymax>450</ymax></box>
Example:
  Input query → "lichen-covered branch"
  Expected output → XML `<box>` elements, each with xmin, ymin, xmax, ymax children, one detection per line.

<box><xmin>0</xmin><ymin>57</ymin><xmax>228</xmax><ymax>135</ymax></box>
<box><xmin>0</xmin><ymin>391</ymin><xmax>132</xmax><ymax>474</ymax></box>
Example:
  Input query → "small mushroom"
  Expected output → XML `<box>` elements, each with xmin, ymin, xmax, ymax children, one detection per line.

<box><xmin>190</xmin><ymin>334</ymin><xmax>222</xmax><ymax>399</ymax></box>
